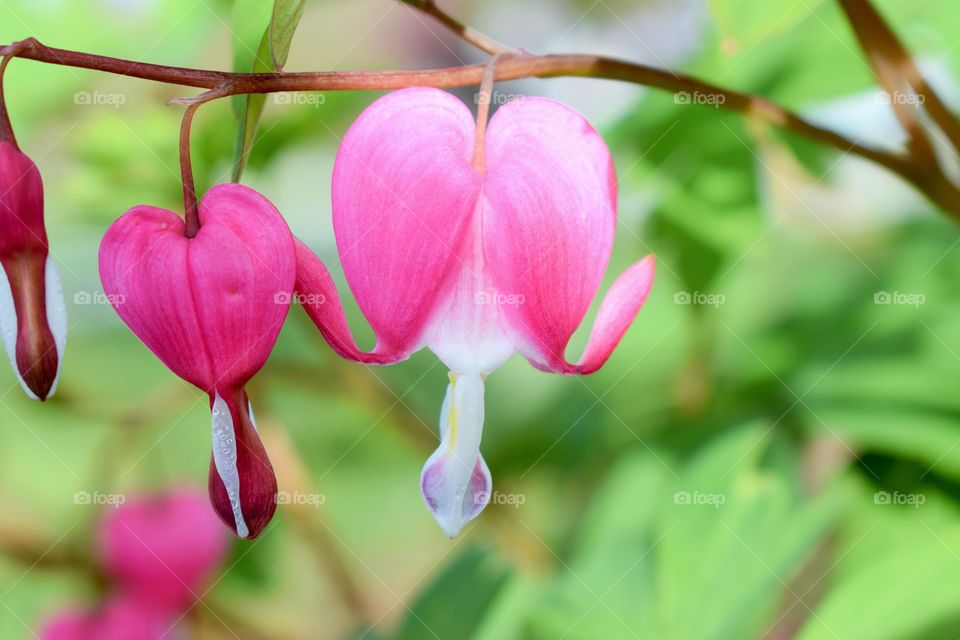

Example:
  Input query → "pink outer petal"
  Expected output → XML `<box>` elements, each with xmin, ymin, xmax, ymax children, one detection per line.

<box><xmin>98</xmin><ymin>183</ymin><xmax>295</xmax><ymax>392</ymax></box>
<box><xmin>0</xmin><ymin>141</ymin><xmax>46</xmax><ymax>255</ymax></box>
<box><xmin>98</xmin><ymin>487</ymin><xmax>228</xmax><ymax>609</ymax></box>
<box><xmin>293</xmin><ymin>238</ymin><xmax>406</xmax><ymax>364</ymax></box>
<box><xmin>482</xmin><ymin>97</ymin><xmax>639</xmax><ymax>373</ymax></box>
<box><xmin>531</xmin><ymin>256</ymin><xmax>655</xmax><ymax>374</ymax></box>
<box><xmin>332</xmin><ymin>87</ymin><xmax>482</xmax><ymax>358</ymax></box>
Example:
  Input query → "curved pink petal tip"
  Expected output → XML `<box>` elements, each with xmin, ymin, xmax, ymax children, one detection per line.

<box><xmin>293</xmin><ymin>238</ymin><xmax>407</xmax><ymax>364</ymax></box>
<box><xmin>562</xmin><ymin>255</ymin><xmax>655</xmax><ymax>375</ymax></box>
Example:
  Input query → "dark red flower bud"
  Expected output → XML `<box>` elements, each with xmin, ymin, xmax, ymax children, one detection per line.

<box><xmin>0</xmin><ymin>141</ymin><xmax>66</xmax><ymax>400</ymax></box>
<box><xmin>207</xmin><ymin>387</ymin><xmax>278</xmax><ymax>539</ymax></box>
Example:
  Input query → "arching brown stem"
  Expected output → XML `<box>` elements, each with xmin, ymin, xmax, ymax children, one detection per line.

<box><xmin>2</xmin><ymin>0</ymin><xmax>960</xmax><ymax>219</ymax></box>
<box><xmin>178</xmin><ymin>89</ymin><xmax>227</xmax><ymax>238</ymax></box>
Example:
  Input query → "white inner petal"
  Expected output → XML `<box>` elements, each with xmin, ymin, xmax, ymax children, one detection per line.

<box><xmin>211</xmin><ymin>392</ymin><xmax>249</xmax><ymax>538</ymax></box>
<box><xmin>0</xmin><ymin>257</ymin><xmax>68</xmax><ymax>400</ymax></box>
<box><xmin>420</xmin><ymin>372</ymin><xmax>491</xmax><ymax>537</ymax></box>
<box><xmin>247</xmin><ymin>398</ymin><xmax>258</xmax><ymax>432</ymax></box>
<box><xmin>44</xmin><ymin>256</ymin><xmax>67</xmax><ymax>398</ymax></box>
<box><xmin>425</xmin><ymin>194</ymin><xmax>514</xmax><ymax>374</ymax></box>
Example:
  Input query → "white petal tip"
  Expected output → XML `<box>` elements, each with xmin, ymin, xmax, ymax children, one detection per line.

<box><xmin>421</xmin><ymin>453</ymin><xmax>492</xmax><ymax>538</ymax></box>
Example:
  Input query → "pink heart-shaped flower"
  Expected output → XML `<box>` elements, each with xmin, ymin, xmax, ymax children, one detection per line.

<box><xmin>99</xmin><ymin>183</ymin><xmax>296</xmax><ymax>538</ymax></box>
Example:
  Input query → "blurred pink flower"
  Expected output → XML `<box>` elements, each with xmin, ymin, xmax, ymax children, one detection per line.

<box><xmin>99</xmin><ymin>487</ymin><xmax>229</xmax><ymax>610</ymax></box>
<box><xmin>99</xmin><ymin>183</ymin><xmax>297</xmax><ymax>539</ymax></box>
<box><xmin>0</xmin><ymin>140</ymin><xmax>67</xmax><ymax>401</ymax></box>
<box><xmin>295</xmin><ymin>87</ymin><xmax>654</xmax><ymax>536</ymax></box>
<box><xmin>40</xmin><ymin>592</ymin><xmax>179</xmax><ymax>640</ymax></box>
<box><xmin>41</xmin><ymin>488</ymin><xmax>226</xmax><ymax>639</ymax></box>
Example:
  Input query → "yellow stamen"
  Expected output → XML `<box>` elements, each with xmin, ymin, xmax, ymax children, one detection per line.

<box><xmin>447</xmin><ymin>373</ymin><xmax>459</xmax><ymax>450</ymax></box>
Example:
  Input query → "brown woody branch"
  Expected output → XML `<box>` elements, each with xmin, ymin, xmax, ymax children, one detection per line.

<box><xmin>2</xmin><ymin>0</ymin><xmax>960</xmax><ymax>218</ymax></box>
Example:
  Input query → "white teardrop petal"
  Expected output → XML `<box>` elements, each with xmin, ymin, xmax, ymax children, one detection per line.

<box><xmin>43</xmin><ymin>256</ymin><xmax>67</xmax><ymax>398</ymax></box>
<box><xmin>420</xmin><ymin>372</ymin><xmax>492</xmax><ymax>537</ymax></box>
<box><xmin>211</xmin><ymin>392</ymin><xmax>249</xmax><ymax>538</ymax></box>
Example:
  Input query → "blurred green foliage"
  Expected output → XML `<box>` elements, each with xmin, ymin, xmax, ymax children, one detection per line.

<box><xmin>2</xmin><ymin>0</ymin><xmax>960</xmax><ymax>638</ymax></box>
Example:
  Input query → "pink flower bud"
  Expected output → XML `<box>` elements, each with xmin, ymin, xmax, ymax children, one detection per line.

<box><xmin>0</xmin><ymin>141</ymin><xmax>67</xmax><ymax>400</ymax></box>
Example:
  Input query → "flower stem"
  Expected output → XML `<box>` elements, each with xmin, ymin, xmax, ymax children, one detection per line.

<box><xmin>0</xmin><ymin>46</ymin><xmax>24</xmax><ymax>147</ymax></box>
<box><xmin>2</xmin><ymin>0</ymin><xmax>960</xmax><ymax>219</ymax></box>
<box><xmin>178</xmin><ymin>90</ymin><xmax>226</xmax><ymax>238</ymax></box>
<box><xmin>402</xmin><ymin>0</ymin><xmax>514</xmax><ymax>55</ymax></box>
<box><xmin>471</xmin><ymin>53</ymin><xmax>505</xmax><ymax>172</ymax></box>
<box><xmin>838</xmin><ymin>0</ymin><xmax>960</xmax><ymax>157</ymax></box>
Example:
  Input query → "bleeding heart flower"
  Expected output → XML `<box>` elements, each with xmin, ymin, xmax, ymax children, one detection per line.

<box><xmin>98</xmin><ymin>487</ymin><xmax>228</xmax><ymax>610</ymax></box>
<box><xmin>0</xmin><ymin>140</ymin><xmax>67</xmax><ymax>400</ymax></box>
<box><xmin>295</xmin><ymin>88</ymin><xmax>654</xmax><ymax>536</ymax></box>
<box><xmin>99</xmin><ymin>183</ymin><xmax>296</xmax><ymax>539</ymax></box>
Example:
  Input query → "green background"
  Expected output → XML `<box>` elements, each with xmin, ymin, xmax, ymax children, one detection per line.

<box><xmin>2</xmin><ymin>0</ymin><xmax>960</xmax><ymax>638</ymax></box>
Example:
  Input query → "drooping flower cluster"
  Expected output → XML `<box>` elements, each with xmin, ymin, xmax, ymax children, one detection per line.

<box><xmin>2</xmin><ymin>62</ymin><xmax>653</xmax><ymax>539</ymax></box>
<box><xmin>96</xmin><ymin>87</ymin><xmax>652</xmax><ymax>539</ymax></box>
<box><xmin>41</xmin><ymin>488</ymin><xmax>228</xmax><ymax>640</ymax></box>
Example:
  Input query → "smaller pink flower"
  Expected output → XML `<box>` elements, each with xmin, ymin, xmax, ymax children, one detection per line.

<box><xmin>99</xmin><ymin>183</ymin><xmax>296</xmax><ymax>538</ymax></box>
<box><xmin>0</xmin><ymin>140</ymin><xmax>67</xmax><ymax>400</ymax></box>
<box><xmin>98</xmin><ymin>487</ymin><xmax>228</xmax><ymax>610</ymax></box>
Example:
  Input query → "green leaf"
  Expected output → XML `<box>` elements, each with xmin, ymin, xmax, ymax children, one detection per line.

<box><xmin>231</xmin><ymin>0</ymin><xmax>273</xmax><ymax>87</ymax></box>
<box><xmin>796</xmin><ymin>526</ymin><xmax>960</xmax><ymax>640</ymax></box>
<box><xmin>394</xmin><ymin>547</ymin><xmax>512</xmax><ymax>640</ymax></box>
<box><xmin>806</xmin><ymin>407</ymin><xmax>960</xmax><ymax>480</ymax></box>
<box><xmin>232</xmin><ymin>33</ymin><xmax>272</xmax><ymax>182</ymax></box>
<box><xmin>654</xmin><ymin>425</ymin><xmax>847</xmax><ymax>640</ymax></box>
<box><xmin>269</xmin><ymin>0</ymin><xmax>307</xmax><ymax>70</ymax></box>
<box><xmin>232</xmin><ymin>0</ymin><xmax>307</xmax><ymax>181</ymax></box>
<box><xmin>525</xmin><ymin>426</ymin><xmax>847</xmax><ymax>640</ymax></box>
<box><xmin>708</xmin><ymin>0</ymin><xmax>827</xmax><ymax>51</ymax></box>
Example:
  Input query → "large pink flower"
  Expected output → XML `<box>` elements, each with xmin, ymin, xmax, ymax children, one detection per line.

<box><xmin>0</xmin><ymin>141</ymin><xmax>67</xmax><ymax>400</ymax></box>
<box><xmin>295</xmin><ymin>88</ymin><xmax>655</xmax><ymax>536</ymax></box>
<box><xmin>99</xmin><ymin>184</ymin><xmax>296</xmax><ymax>538</ymax></box>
